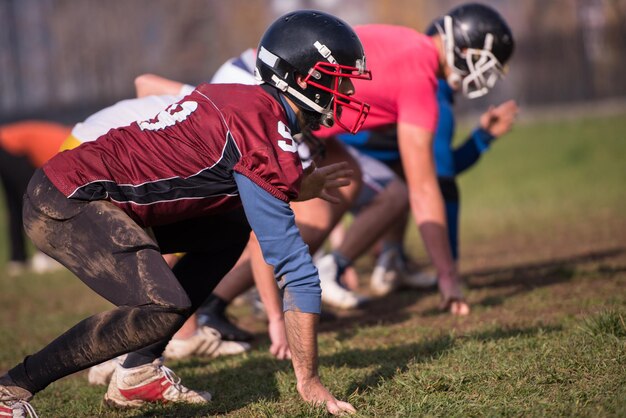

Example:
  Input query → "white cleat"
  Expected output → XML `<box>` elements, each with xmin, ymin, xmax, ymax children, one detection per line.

<box><xmin>104</xmin><ymin>359</ymin><xmax>211</xmax><ymax>408</ymax></box>
<box><xmin>370</xmin><ymin>249</ymin><xmax>402</xmax><ymax>296</ymax></box>
<box><xmin>317</xmin><ymin>254</ymin><xmax>369</xmax><ymax>310</ymax></box>
<box><xmin>0</xmin><ymin>375</ymin><xmax>37</xmax><ymax>418</ymax></box>
<box><xmin>370</xmin><ymin>248</ymin><xmax>437</xmax><ymax>296</ymax></box>
<box><xmin>87</xmin><ymin>355</ymin><xmax>127</xmax><ymax>386</ymax></box>
<box><xmin>164</xmin><ymin>326</ymin><xmax>250</xmax><ymax>360</ymax></box>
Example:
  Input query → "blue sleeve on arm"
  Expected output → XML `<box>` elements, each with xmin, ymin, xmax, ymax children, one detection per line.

<box><xmin>471</xmin><ymin>127</ymin><xmax>495</xmax><ymax>151</ymax></box>
<box><xmin>233</xmin><ymin>172</ymin><xmax>321</xmax><ymax>314</ymax></box>
<box><xmin>452</xmin><ymin>128</ymin><xmax>495</xmax><ymax>174</ymax></box>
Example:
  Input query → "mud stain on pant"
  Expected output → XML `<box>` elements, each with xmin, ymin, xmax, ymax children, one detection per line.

<box><xmin>10</xmin><ymin>169</ymin><xmax>250</xmax><ymax>393</ymax></box>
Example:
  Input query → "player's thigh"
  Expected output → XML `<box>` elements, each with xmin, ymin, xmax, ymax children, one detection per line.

<box><xmin>291</xmin><ymin>137</ymin><xmax>363</xmax><ymax>251</ymax></box>
<box><xmin>291</xmin><ymin>198</ymin><xmax>334</xmax><ymax>253</ymax></box>
<box><xmin>347</xmin><ymin>146</ymin><xmax>405</xmax><ymax>213</ymax></box>
<box><xmin>23</xmin><ymin>170</ymin><xmax>187</xmax><ymax>308</ymax></box>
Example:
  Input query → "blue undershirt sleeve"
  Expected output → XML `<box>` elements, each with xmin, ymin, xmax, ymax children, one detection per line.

<box><xmin>233</xmin><ymin>172</ymin><xmax>321</xmax><ymax>314</ymax></box>
<box><xmin>452</xmin><ymin>127</ymin><xmax>495</xmax><ymax>174</ymax></box>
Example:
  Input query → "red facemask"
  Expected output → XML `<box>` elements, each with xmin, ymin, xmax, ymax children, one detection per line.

<box><xmin>303</xmin><ymin>62</ymin><xmax>372</xmax><ymax>134</ymax></box>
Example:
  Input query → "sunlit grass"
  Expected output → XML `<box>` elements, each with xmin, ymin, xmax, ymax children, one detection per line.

<box><xmin>0</xmin><ymin>113</ymin><xmax>625</xmax><ymax>416</ymax></box>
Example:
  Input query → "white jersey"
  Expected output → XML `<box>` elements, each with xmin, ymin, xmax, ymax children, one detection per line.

<box><xmin>71</xmin><ymin>85</ymin><xmax>195</xmax><ymax>142</ymax></box>
<box><xmin>210</xmin><ymin>48</ymin><xmax>258</xmax><ymax>85</ymax></box>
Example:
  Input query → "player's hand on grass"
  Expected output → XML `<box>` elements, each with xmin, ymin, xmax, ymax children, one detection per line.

<box><xmin>480</xmin><ymin>99</ymin><xmax>519</xmax><ymax>138</ymax></box>
<box><xmin>268</xmin><ymin>316</ymin><xmax>291</xmax><ymax>360</ymax></box>
<box><xmin>298</xmin><ymin>377</ymin><xmax>356</xmax><ymax>415</ymax></box>
<box><xmin>438</xmin><ymin>272</ymin><xmax>471</xmax><ymax>316</ymax></box>
<box><xmin>295</xmin><ymin>161</ymin><xmax>353</xmax><ymax>203</ymax></box>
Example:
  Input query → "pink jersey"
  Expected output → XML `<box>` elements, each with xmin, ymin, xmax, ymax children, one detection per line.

<box><xmin>322</xmin><ymin>24</ymin><xmax>439</xmax><ymax>137</ymax></box>
<box><xmin>44</xmin><ymin>83</ymin><xmax>303</xmax><ymax>227</ymax></box>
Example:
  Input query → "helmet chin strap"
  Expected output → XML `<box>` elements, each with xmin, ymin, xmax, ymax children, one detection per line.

<box><xmin>270</xmin><ymin>74</ymin><xmax>334</xmax><ymax>125</ymax></box>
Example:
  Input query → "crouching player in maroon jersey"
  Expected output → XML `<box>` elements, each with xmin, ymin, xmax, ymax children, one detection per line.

<box><xmin>0</xmin><ymin>10</ymin><xmax>371</xmax><ymax>416</ymax></box>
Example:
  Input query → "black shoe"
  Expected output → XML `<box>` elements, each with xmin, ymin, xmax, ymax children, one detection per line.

<box><xmin>197</xmin><ymin>312</ymin><xmax>253</xmax><ymax>342</ymax></box>
<box><xmin>197</xmin><ymin>294</ymin><xmax>254</xmax><ymax>341</ymax></box>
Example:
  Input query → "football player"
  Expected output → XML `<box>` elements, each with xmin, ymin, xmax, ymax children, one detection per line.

<box><xmin>335</xmin><ymin>81</ymin><xmax>518</xmax><ymax>297</ymax></box>
<box><xmin>0</xmin><ymin>10</ymin><xmax>370</xmax><ymax>416</ymax></box>
<box><xmin>131</xmin><ymin>48</ymin><xmax>365</xmax><ymax>359</ymax></box>
<box><xmin>313</xmin><ymin>3</ymin><xmax>516</xmax><ymax>314</ymax></box>
<box><xmin>61</xmin><ymin>74</ymin><xmax>354</xmax><ymax>377</ymax></box>
<box><xmin>60</xmin><ymin>84</ymin><xmax>257</xmax><ymax>375</ymax></box>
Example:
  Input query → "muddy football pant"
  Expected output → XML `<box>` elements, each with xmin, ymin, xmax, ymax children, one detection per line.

<box><xmin>8</xmin><ymin>169</ymin><xmax>250</xmax><ymax>394</ymax></box>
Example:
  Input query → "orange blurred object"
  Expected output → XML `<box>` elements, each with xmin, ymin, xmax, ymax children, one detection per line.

<box><xmin>0</xmin><ymin>120</ymin><xmax>72</xmax><ymax>167</ymax></box>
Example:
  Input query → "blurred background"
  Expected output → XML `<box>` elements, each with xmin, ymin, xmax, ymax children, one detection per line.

<box><xmin>1</xmin><ymin>0</ymin><xmax>626</xmax><ymax>124</ymax></box>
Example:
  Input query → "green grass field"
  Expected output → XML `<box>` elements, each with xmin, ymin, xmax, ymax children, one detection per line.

<box><xmin>1</xmin><ymin>113</ymin><xmax>625</xmax><ymax>417</ymax></box>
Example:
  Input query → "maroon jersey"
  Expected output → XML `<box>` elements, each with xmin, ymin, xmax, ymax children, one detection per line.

<box><xmin>44</xmin><ymin>83</ymin><xmax>303</xmax><ymax>227</ymax></box>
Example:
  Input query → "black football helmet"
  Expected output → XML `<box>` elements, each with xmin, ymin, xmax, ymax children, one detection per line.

<box><xmin>256</xmin><ymin>10</ymin><xmax>372</xmax><ymax>133</ymax></box>
<box><xmin>428</xmin><ymin>3</ymin><xmax>515</xmax><ymax>99</ymax></box>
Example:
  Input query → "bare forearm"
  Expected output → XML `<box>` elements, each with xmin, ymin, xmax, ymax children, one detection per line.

<box><xmin>410</xmin><ymin>185</ymin><xmax>456</xmax><ymax>278</ymax></box>
<box><xmin>417</xmin><ymin>219</ymin><xmax>456</xmax><ymax>278</ymax></box>
<box><xmin>284</xmin><ymin>310</ymin><xmax>356</xmax><ymax>414</ymax></box>
<box><xmin>398</xmin><ymin>122</ymin><xmax>456</xmax><ymax>279</ymax></box>
<box><xmin>284</xmin><ymin>310</ymin><xmax>319</xmax><ymax>384</ymax></box>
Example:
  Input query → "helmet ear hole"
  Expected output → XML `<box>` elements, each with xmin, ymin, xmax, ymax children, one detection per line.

<box><xmin>294</xmin><ymin>74</ymin><xmax>308</xmax><ymax>89</ymax></box>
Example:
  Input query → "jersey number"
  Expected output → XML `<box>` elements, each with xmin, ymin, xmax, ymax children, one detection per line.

<box><xmin>139</xmin><ymin>105</ymin><xmax>298</xmax><ymax>156</ymax></box>
<box><xmin>139</xmin><ymin>101</ymin><xmax>198</xmax><ymax>131</ymax></box>
<box><xmin>277</xmin><ymin>121</ymin><xmax>297</xmax><ymax>153</ymax></box>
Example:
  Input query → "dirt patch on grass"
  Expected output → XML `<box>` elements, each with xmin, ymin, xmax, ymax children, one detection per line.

<box><xmin>322</xmin><ymin>245</ymin><xmax>626</xmax><ymax>337</ymax></box>
<box><xmin>231</xmin><ymin>225</ymin><xmax>626</xmax><ymax>348</ymax></box>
